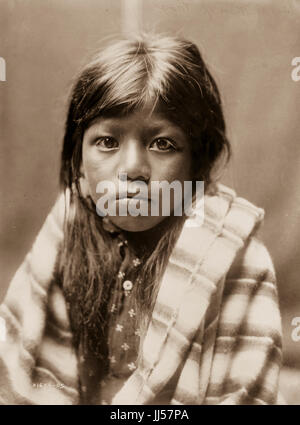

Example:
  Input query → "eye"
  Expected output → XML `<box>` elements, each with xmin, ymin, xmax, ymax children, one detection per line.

<box><xmin>150</xmin><ymin>138</ymin><xmax>177</xmax><ymax>152</ymax></box>
<box><xmin>95</xmin><ymin>137</ymin><xmax>119</xmax><ymax>151</ymax></box>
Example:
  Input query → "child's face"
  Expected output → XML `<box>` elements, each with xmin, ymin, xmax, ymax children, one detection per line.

<box><xmin>81</xmin><ymin>106</ymin><xmax>193</xmax><ymax>232</ymax></box>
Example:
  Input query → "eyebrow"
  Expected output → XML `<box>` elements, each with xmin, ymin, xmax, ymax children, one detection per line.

<box><xmin>86</xmin><ymin>117</ymin><xmax>186</xmax><ymax>139</ymax></box>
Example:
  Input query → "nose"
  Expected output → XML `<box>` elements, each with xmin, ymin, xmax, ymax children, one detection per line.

<box><xmin>118</xmin><ymin>139</ymin><xmax>150</xmax><ymax>183</ymax></box>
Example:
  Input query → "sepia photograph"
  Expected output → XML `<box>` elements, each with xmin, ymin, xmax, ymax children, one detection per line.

<box><xmin>0</xmin><ymin>0</ymin><xmax>300</xmax><ymax>408</ymax></box>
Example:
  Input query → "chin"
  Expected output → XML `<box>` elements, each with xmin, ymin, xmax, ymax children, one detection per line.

<box><xmin>108</xmin><ymin>215</ymin><xmax>166</xmax><ymax>232</ymax></box>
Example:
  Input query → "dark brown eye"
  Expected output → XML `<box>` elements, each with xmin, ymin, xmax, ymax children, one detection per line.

<box><xmin>150</xmin><ymin>138</ymin><xmax>177</xmax><ymax>152</ymax></box>
<box><xmin>95</xmin><ymin>137</ymin><xmax>119</xmax><ymax>151</ymax></box>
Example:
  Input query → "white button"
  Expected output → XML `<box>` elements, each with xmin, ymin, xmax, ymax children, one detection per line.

<box><xmin>123</xmin><ymin>280</ymin><xmax>133</xmax><ymax>291</ymax></box>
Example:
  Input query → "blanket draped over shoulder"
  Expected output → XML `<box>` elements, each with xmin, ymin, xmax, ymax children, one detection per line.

<box><xmin>0</xmin><ymin>184</ymin><xmax>283</xmax><ymax>405</ymax></box>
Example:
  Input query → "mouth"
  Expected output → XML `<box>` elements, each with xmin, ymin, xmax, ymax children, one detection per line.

<box><xmin>117</xmin><ymin>193</ymin><xmax>150</xmax><ymax>201</ymax></box>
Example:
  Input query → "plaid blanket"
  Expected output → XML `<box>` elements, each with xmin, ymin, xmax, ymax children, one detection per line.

<box><xmin>0</xmin><ymin>184</ymin><xmax>283</xmax><ymax>405</ymax></box>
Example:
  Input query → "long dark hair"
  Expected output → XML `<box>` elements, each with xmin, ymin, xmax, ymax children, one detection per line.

<box><xmin>58</xmin><ymin>33</ymin><xmax>231</xmax><ymax>359</ymax></box>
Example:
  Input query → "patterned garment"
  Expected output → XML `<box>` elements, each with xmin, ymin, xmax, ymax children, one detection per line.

<box><xmin>78</xmin><ymin>221</ymin><xmax>142</xmax><ymax>405</ymax></box>
<box><xmin>0</xmin><ymin>184</ymin><xmax>283</xmax><ymax>405</ymax></box>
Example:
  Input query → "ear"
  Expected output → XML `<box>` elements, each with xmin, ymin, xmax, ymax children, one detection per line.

<box><xmin>79</xmin><ymin>176</ymin><xmax>90</xmax><ymax>197</ymax></box>
<box><xmin>79</xmin><ymin>162</ymin><xmax>85</xmax><ymax>178</ymax></box>
<box><xmin>78</xmin><ymin>163</ymin><xmax>90</xmax><ymax>197</ymax></box>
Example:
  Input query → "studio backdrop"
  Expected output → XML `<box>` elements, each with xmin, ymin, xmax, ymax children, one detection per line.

<box><xmin>0</xmin><ymin>0</ymin><xmax>300</xmax><ymax>404</ymax></box>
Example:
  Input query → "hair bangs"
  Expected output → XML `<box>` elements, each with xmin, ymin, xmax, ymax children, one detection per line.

<box><xmin>62</xmin><ymin>33</ymin><xmax>230</xmax><ymax>190</ymax></box>
<box><xmin>75</xmin><ymin>50</ymin><xmax>164</xmax><ymax>129</ymax></box>
<box><xmin>73</xmin><ymin>36</ymin><xmax>205</xmax><ymax>131</ymax></box>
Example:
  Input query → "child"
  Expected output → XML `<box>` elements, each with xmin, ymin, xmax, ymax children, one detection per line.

<box><xmin>0</xmin><ymin>34</ymin><xmax>282</xmax><ymax>405</ymax></box>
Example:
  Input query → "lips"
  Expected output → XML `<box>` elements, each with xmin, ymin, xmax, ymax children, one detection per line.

<box><xmin>117</xmin><ymin>192</ymin><xmax>150</xmax><ymax>201</ymax></box>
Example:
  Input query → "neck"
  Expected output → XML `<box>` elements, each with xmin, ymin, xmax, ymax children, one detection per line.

<box><xmin>123</xmin><ymin>215</ymin><xmax>183</xmax><ymax>257</ymax></box>
<box><xmin>123</xmin><ymin>218</ymin><xmax>169</xmax><ymax>257</ymax></box>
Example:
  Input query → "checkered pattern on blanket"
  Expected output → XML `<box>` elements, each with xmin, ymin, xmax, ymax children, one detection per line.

<box><xmin>0</xmin><ymin>184</ymin><xmax>282</xmax><ymax>404</ymax></box>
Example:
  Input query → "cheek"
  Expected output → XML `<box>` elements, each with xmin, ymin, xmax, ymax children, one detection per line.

<box><xmin>81</xmin><ymin>149</ymin><xmax>112</xmax><ymax>198</ymax></box>
<box><xmin>158</xmin><ymin>154</ymin><xmax>192</xmax><ymax>183</ymax></box>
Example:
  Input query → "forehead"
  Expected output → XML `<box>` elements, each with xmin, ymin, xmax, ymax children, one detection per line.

<box><xmin>84</xmin><ymin>102</ymin><xmax>185</xmax><ymax>134</ymax></box>
<box><xmin>89</xmin><ymin>113</ymin><xmax>169</xmax><ymax>129</ymax></box>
